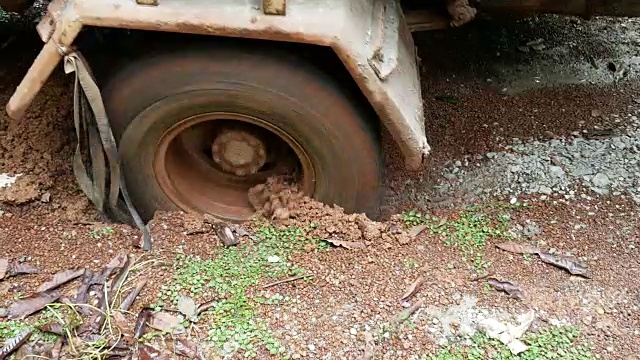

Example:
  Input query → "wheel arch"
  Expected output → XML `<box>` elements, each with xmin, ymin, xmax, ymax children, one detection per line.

<box><xmin>6</xmin><ymin>0</ymin><xmax>430</xmax><ymax>169</ymax></box>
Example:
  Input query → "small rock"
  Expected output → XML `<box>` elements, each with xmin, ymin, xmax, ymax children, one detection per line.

<box><xmin>40</xmin><ymin>192</ymin><xmax>51</xmax><ymax>203</ymax></box>
<box><xmin>522</xmin><ymin>222</ymin><xmax>541</xmax><ymax>237</ymax></box>
<box><xmin>307</xmin><ymin>344</ymin><xmax>316</xmax><ymax>352</ymax></box>
<box><xmin>595</xmin><ymin>307</ymin><xmax>605</xmax><ymax>315</ymax></box>
<box><xmin>350</xmin><ymin>328</ymin><xmax>357</xmax><ymax>335</ymax></box>
<box><xmin>539</xmin><ymin>186</ymin><xmax>552</xmax><ymax>195</ymax></box>
<box><xmin>592</xmin><ymin>173</ymin><xmax>610</xmax><ymax>188</ymax></box>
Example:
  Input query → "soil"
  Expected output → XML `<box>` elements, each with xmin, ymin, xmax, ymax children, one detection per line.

<box><xmin>1</xmin><ymin>12</ymin><xmax>639</xmax><ymax>360</ymax></box>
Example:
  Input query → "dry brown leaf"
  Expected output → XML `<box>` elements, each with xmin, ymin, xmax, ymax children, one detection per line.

<box><xmin>149</xmin><ymin>312</ymin><xmax>185</xmax><ymax>334</ymax></box>
<box><xmin>496</xmin><ymin>242</ymin><xmax>541</xmax><ymax>254</ymax></box>
<box><xmin>7</xmin><ymin>290</ymin><xmax>61</xmax><ymax>319</ymax></box>
<box><xmin>120</xmin><ymin>278</ymin><xmax>147</xmax><ymax>311</ymax></box>
<box><xmin>538</xmin><ymin>252</ymin><xmax>591</xmax><ymax>278</ymax></box>
<box><xmin>173</xmin><ymin>339</ymin><xmax>205</xmax><ymax>360</ymax></box>
<box><xmin>133</xmin><ymin>308</ymin><xmax>152</xmax><ymax>339</ymax></box>
<box><xmin>391</xmin><ymin>299</ymin><xmax>424</xmax><ymax>327</ymax></box>
<box><xmin>197</xmin><ymin>299</ymin><xmax>218</xmax><ymax>315</ymax></box>
<box><xmin>0</xmin><ymin>260</ymin><xmax>41</xmax><ymax>281</ymax></box>
<box><xmin>408</xmin><ymin>225</ymin><xmax>428</xmax><ymax>238</ymax></box>
<box><xmin>400</xmin><ymin>276</ymin><xmax>424</xmax><ymax>301</ymax></box>
<box><xmin>230</xmin><ymin>225</ymin><xmax>257</xmax><ymax>241</ymax></box>
<box><xmin>110</xmin><ymin>254</ymin><xmax>135</xmax><ymax>294</ymax></box>
<box><xmin>48</xmin><ymin>338</ymin><xmax>63</xmax><ymax>360</ymax></box>
<box><xmin>37</xmin><ymin>269</ymin><xmax>85</xmax><ymax>292</ymax></box>
<box><xmin>7</xmin><ymin>263</ymin><xmax>40</xmax><ymax>277</ymax></box>
<box><xmin>214</xmin><ymin>224</ymin><xmax>240</xmax><ymax>246</ymax></box>
<box><xmin>74</xmin><ymin>269</ymin><xmax>94</xmax><ymax>304</ymax></box>
<box><xmin>487</xmin><ymin>278</ymin><xmax>525</xmax><ymax>300</ymax></box>
<box><xmin>325</xmin><ymin>236</ymin><xmax>366</xmax><ymax>250</ymax></box>
<box><xmin>39</xmin><ymin>322</ymin><xmax>64</xmax><ymax>335</ymax></box>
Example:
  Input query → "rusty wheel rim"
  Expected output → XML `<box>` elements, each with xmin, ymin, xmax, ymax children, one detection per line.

<box><xmin>153</xmin><ymin>112</ymin><xmax>315</xmax><ymax>221</ymax></box>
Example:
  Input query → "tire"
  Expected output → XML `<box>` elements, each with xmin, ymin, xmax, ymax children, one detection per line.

<box><xmin>102</xmin><ymin>46</ymin><xmax>382</xmax><ymax>222</ymax></box>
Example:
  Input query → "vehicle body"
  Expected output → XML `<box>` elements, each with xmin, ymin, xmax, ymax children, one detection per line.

<box><xmin>1</xmin><ymin>0</ymin><xmax>639</xmax><ymax>229</ymax></box>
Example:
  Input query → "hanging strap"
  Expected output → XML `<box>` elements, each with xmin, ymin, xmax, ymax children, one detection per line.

<box><xmin>63</xmin><ymin>51</ymin><xmax>152</xmax><ymax>250</ymax></box>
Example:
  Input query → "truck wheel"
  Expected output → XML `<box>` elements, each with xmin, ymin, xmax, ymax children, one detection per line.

<box><xmin>101</xmin><ymin>47</ymin><xmax>382</xmax><ymax>222</ymax></box>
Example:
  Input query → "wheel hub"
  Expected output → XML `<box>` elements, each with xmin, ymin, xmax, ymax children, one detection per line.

<box><xmin>211</xmin><ymin>130</ymin><xmax>267</xmax><ymax>176</ymax></box>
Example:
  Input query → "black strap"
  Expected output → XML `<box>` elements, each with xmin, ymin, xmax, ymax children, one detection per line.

<box><xmin>64</xmin><ymin>51</ymin><xmax>152</xmax><ymax>250</ymax></box>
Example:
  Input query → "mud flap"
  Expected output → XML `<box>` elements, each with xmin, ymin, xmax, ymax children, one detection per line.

<box><xmin>63</xmin><ymin>51</ymin><xmax>153</xmax><ymax>250</ymax></box>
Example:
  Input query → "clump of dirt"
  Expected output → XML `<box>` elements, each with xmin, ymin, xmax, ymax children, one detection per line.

<box><xmin>247</xmin><ymin>176</ymin><xmax>410</xmax><ymax>245</ymax></box>
<box><xmin>0</xmin><ymin>174</ymin><xmax>42</xmax><ymax>204</ymax></box>
<box><xmin>248</xmin><ymin>176</ymin><xmax>303</xmax><ymax>220</ymax></box>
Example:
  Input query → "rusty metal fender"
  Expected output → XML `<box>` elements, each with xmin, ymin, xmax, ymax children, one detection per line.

<box><xmin>6</xmin><ymin>0</ymin><xmax>430</xmax><ymax>170</ymax></box>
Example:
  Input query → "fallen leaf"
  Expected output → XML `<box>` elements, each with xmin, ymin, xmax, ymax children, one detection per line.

<box><xmin>230</xmin><ymin>225</ymin><xmax>257</xmax><ymax>241</ymax></box>
<box><xmin>91</xmin><ymin>251</ymin><xmax>127</xmax><ymax>286</ymax></box>
<box><xmin>7</xmin><ymin>290</ymin><xmax>61</xmax><ymax>319</ymax></box>
<box><xmin>110</xmin><ymin>254</ymin><xmax>135</xmax><ymax>295</ymax></box>
<box><xmin>400</xmin><ymin>276</ymin><xmax>424</xmax><ymax>301</ymax></box>
<box><xmin>74</xmin><ymin>269</ymin><xmax>94</xmax><ymax>304</ymax></box>
<box><xmin>537</xmin><ymin>252</ymin><xmax>591</xmax><ymax>278</ymax></box>
<box><xmin>0</xmin><ymin>260</ymin><xmax>38</xmax><ymax>280</ymax></box>
<box><xmin>496</xmin><ymin>242</ymin><xmax>540</xmax><ymax>254</ymax></box>
<box><xmin>48</xmin><ymin>338</ymin><xmax>63</xmax><ymax>360</ymax></box>
<box><xmin>0</xmin><ymin>330</ymin><xmax>32</xmax><ymax>359</ymax></box>
<box><xmin>37</xmin><ymin>269</ymin><xmax>85</xmax><ymax>292</ymax></box>
<box><xmin>173</xmin><ymin>339</ymin><xmax>204</xmax><ymax>360</ymax></box>
<box><xmin>214</xmin><ymin>224</ymin><xmax>239</xmax><ymax>246</ymax></box>
<box><xmin>324</xmin><ymin>236</ymin><xmax>366</xmax><ymax>250</ymax></box>
<box><xmin>8</xmin><ymin>263</ymin><xmax>40</xmax><ymax>277</ymax></box>
<box><xmin>112</xmin><ymin>311</ymin><xmax>136</xmax><ymax>347</ymax></box>
<box><xmin>487</xmin><ymin>278</ymin><xmax>525</xmax><ymax>300</ymax></box>
<box><xmin>390</xmin><ymin>299</ymin><xmax>424</xmax><ymax>327</ymax></box>
<box><xmin>408</xmin><ymin>225</ymin><xmax>428</xmax><ymax>238</ymax></box>
<box><xmin>39</xmin><ymin>322</ymin><xmax>64</xmax><ymax>335</ymax></box>
<box><xmin>133</xmin><ymin>308</ymin><xmax>153</xmax><ymax>339</ymax></box>
<box><xmin>149</xmin><ymin>312</ymin><xmax>185</xmax><ymax>334</ymax></box>
<box><xmin>177</xmin><ymin>295</ymin><xmax>197</xmax><ymax>318</ymax></box>
<box><xmin>197</xmin><ymin>299</ymin><xmax>218</xmax><ymax>315</ymax></box>
<box><xmin>138</xmin><ymin>344</ymin><xmax>158</xmax><ymax>360</ymax></box>
<box><xmin>120</xmin><ymin>278</ymin><xmax>147</xmax><ymax>311</ymax></box>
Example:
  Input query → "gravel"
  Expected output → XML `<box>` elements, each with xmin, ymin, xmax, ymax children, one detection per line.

<box><xmin>434</xmin><ymin>110</ymin><xmax>640</xmax><ymax>204</ymax></box>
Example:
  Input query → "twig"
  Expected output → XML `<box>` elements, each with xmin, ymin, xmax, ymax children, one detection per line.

<box><xmin>120</xmin><ymin>279</ymin><xmax>148</xmax><ymax>311</ymax></box>
<box><xmin>391</xmin><ymin>299</ymin><xmax>424</xmax><ymax>328</ymax></box>
<box><xmin>185</xmin><ymin>228</ymin><xmax>208</xmax><ymax>235</ymax></box>
<box><xmin>470</xmin><ymin>271</ymin><xmax>494</xmax><ymax>282</ymax></box>
<box><xmin>262</xmin><ymin>274</ymin><xmax>313</xmax><ymax>289</ymax></box>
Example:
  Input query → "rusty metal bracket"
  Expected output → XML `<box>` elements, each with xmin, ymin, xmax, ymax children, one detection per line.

<box><xmin>262</xmin><ymin>0</ymin><xmax>286</xmax><ymax>16</ymax></box>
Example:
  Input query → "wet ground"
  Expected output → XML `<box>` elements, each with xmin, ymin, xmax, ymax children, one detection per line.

<box><xmin>1</xmin><ymin>12</ymin><xmax>639</xmax><ymax>360</ymax></box>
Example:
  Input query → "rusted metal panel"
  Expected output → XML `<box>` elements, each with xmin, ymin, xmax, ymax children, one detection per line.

<box><xmin>5</xmin><ymin>0</ymin><xmax>430</xmax><ymax>170</ymax></box>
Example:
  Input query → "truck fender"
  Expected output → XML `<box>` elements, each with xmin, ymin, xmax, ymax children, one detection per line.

<box><xmin>6</xmin><ymin>0</ymin><xmax>430</xmax><ymax>170</ymax></box>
